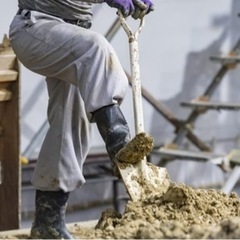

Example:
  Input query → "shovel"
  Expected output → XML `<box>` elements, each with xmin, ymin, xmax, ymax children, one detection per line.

<box><xmin>115</xmin><ymin>12</ymin><xmax>171</xmax><ymax>202</ymax></box>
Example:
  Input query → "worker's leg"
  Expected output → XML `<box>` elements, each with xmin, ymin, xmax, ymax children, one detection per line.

<box><xmin>32</xmin><ymin>78</ymin><xmax>91</xmax><ymax>192</ymax></box>
<box><xmin>30</xmin><ymin>78</ymin><xmax>90</xmax><ymax>239</ymax></box>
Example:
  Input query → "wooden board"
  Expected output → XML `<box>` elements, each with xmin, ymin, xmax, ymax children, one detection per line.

<box><xmin>152</xmin><ymin>148</ymin><xmax>222</xmax><ymax>161</ymax></box>
<box><xmin>0</xmin><ymin>70</ymin><xmax>18</xmax><ymax>82</ymax></box>
<box><xmin>0</xmin><ymin>89</ymin><xmax>12</xmax><ymax>101</ymax></box>
<box><xmin>0</xmin><ymin>36</ymin><xmax>20</xmax><ymax>231</ymax></box>
<box><xmin>181</xmin><ymin>100</ymin><xmax>240</xmax><ymax>110</ymax></box>
<box><xmin>0</xmin><ymin>54</ymin><xmax>16</xmax><ymax>70</ymax></box>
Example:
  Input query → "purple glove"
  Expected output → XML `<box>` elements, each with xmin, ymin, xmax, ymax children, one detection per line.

<box><xmin>104</xmin><ymin>0</ymin><xmax>135</xmax><ymax>17</ymax></box>
<box><xmin>132</xmin><ymin>0</ymin><xmax>155</xmax><ymax>19</ymax></box>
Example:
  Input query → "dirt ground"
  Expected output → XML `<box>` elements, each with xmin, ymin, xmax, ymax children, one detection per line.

<box><xmin>2</xmin><ymin>181</ymin><xmax>239</xmax><ymax>239</ymax></box>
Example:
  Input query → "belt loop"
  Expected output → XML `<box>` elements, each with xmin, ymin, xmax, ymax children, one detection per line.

<box><xmin>16</xmin><ymin>9</ymin><xmax>23</xmax><ymax>15</ymax></box>
<box><xmin>76</xmin><ymin>19</ymin><xmax>81</xmax><ymax>26</ymax></box>
<box><xmin>16</xmin><ymin>9</ymin><xmax>31</xmax><ymax>19</ymax></box>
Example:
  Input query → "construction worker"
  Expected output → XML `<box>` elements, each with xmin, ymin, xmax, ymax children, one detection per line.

<box><xmin>9</xmin><ymin>0</ymin><xmax>154</xmax><ymax>239</ymax></box>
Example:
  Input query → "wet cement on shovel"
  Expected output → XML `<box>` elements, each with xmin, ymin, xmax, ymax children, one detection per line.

<box><xmin>115</xmin><ymin>132</ymin><xmax>154</xmax><ymax>164</ymax></box>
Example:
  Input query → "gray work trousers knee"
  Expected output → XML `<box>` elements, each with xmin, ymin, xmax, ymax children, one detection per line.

<box><xmin>9</xmin><ymin>10</ymin><xmax>128</xmax><ymax>192</ymax></box>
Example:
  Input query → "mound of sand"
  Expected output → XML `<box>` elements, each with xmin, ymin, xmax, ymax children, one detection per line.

<box><xmin>72</xmin><ymin>182</ymin><xmax>240</xmax><ymax>239</ymax></box>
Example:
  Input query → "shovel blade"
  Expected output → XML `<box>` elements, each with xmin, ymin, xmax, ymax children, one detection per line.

<box><xmin>116</xmin><ymin>160</ymin><xmax>171</xmax><ymax>202</ymax></box>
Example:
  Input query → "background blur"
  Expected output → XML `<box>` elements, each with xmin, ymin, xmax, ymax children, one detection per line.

<box><xmin>1</xmin><ymin>0</ymin><xmax>240</xmax><ymax>228</ymax></box>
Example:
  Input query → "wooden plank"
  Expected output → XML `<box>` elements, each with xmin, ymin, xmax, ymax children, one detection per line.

<box><xmin>0</xmin><ymin>89</ymin><xmax>12</xmax><ymax>101</ymax></box>
<box><xmin>0</xmin><ymin>35</ymin><xmax>20</xmax><ymax>231</ymax></box>
<box><xmin>0</xmin><ymin>85</ymin><xmax>20</xmax><ymax>231</ymax></box>
<box><xmin>0</xmin><ymin>70</ymin><xmax>18</xmax><ymax>82</ymax></box>
<box><xmin>0</xmin><ymin>77</ymin><xmax>20</xmax><ymax>231</ymax></box>
<box><xmin>152</xmin><ymin>148</ymin><xmax>222</xmax><ymax>161</ymax></box>
<box><xmin>181</xmin><ymin>100</ymin><xmax>240</xmax><ymax>110</ymax></box>
<box><xmin>0</xmin><ymin>54</ymin><xmax>16</xmax><ymax>70</ymax></box>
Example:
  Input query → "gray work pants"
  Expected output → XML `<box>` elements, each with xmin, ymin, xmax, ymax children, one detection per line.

<box><xmin>9</xmin><ymin>10</ymin><xmax>128</xmax><ymax>192</ymax></box>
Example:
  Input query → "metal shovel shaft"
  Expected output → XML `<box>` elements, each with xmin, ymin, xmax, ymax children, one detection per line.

<box><xmin>119</xmin><ymin>14</ymin><xmax>145</xmax><ymax>135</ymax></box>
<box><xmin>130</xmin><ymin>39</ymin><xmax>145</xmax><ymax>133</ymax></box>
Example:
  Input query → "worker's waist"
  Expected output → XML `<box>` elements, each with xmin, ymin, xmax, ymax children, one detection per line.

<box><xmin>17</xmin><ymin>9</ymin><xmax>92</xmax><ymax>29</ymax></box>
<box><xmin>63</xmin><ymin>18</ymin><xmax>91</xmax><ymax>29</ymax></box>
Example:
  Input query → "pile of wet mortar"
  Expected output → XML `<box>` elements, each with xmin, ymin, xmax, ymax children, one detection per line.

<box><xmin>72</xmin><ymin>182</ymin><xmax>240</xmax><ymax>239</ymax></box>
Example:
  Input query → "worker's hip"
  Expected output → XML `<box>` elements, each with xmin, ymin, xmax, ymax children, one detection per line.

<box><xmin>9</xmin><ymin>10</ymin><xmax>129</xmax><ymax>114</ymax></box>
<box><xmin>8</xmin><ymin>11</ymin><xmax>106</xmax><ymax>84</ymax></box>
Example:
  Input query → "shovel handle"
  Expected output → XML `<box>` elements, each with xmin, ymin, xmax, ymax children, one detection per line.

<box><xmin>118</xmin><ymin>11</ymin><xmax>145</xmax><ymax>134</ymax></box>
<box><xmin>118</xmin><ymin>11</ymin><xmax>145</xmax><ymax>40</ymax></box>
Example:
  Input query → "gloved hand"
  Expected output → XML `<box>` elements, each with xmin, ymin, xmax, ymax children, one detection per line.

<box><xmin>132</xmin><ymin>0</ymin><xmax>155</xmax><ymax>19</ymax></box>
<box><xmin>104</xmin><ymin>0</ymin><xmax>135</xmax><ymax>17</ymax></box>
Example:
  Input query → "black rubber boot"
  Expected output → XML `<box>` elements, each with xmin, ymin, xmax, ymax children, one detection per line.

<box><xmin>30</xmin><ymin>190</ymin><xmax>74</xmax><ymax>239</ymax></box>
<box><xmin>92</xmin><ymin>104</ymin><xmax>131</xmax><ymax>173</ymax></box>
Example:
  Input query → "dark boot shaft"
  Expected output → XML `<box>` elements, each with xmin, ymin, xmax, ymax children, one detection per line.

<box><xmin>30</xmin><ymin>190</ymin><xmax>74</xmax><ymax>239</ymax></box>
<box><xmin>93</xmin><ymin>104</ymin><xmax>131</xmax><ymax>161</ymax></box>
